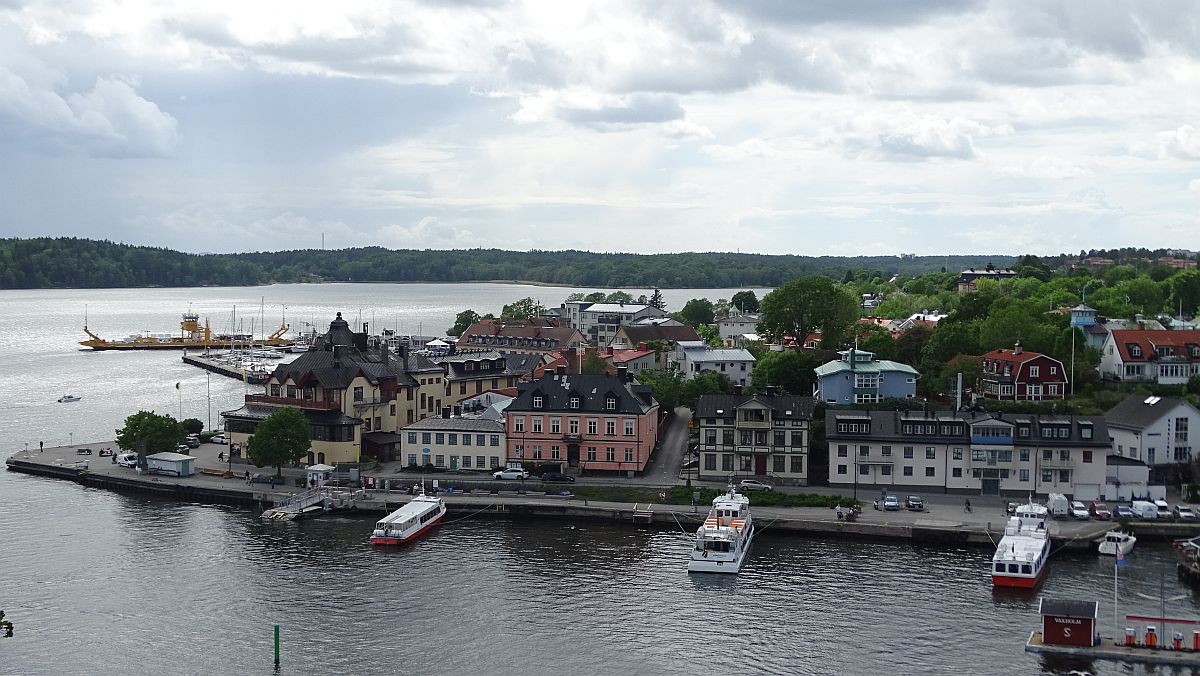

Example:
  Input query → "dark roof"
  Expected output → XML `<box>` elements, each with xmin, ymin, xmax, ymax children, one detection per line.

<box><xmin>616</xmin><ymin>324</ymin><xmax>701</xmax><ymax>344</ymax></box>
<box><xmin>268</xmin><ymin>313</ymin><xmax>440</xmax><ymax>390</ymax></box>
<box><xmin>508</xmin><ymin>372</ymin><xmax>656</xmax><ymax>414</ymax></box>
<box><xmin>438</xmin><ymin>351</ymin><xmax>544</xmax><ymax>381</ymax></box>
<box><xmin>1105</xmin><ymin>394</ymin><xmax>1193</xmax><ymax>431</ymax></box>
<box><xmin>1106</xmin><ymin>453</ymin><xmax>1149</xmax><ymax>467</ymax></box>
<box><xmin>694</xmin><ymin>394</ymin><xmax>815</xmax><ymax>421</ymax></box>
<box><xmin>1038</xmin><ymin>598</ymin><xmax>1097</xmax><ymax>619</ymax></box>
<box><xmin>825</xmin><ymin>409</ymin><xmax>1110</xmax><ymax>446</ymax></box>
<box><xmin>362</xmin><ymin>431</ymin><xmax>404</xmax><ymax>444</ymax></box>
<box><xmin>400</xmin><ymin>417</ymin><xmax>505</xmax><ymax>433</ymax></box>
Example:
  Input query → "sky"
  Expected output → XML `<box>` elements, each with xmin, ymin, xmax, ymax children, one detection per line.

<box><xmin>1</xmin><ymin>0</ymin><xmax>1198</xmax><ymax>257</ymax></box>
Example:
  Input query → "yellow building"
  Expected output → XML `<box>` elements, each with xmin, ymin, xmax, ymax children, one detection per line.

<box><xmin>222</xmin><ymin>313</ymin><xmax>445</xmax><ymax>466</ymax></box>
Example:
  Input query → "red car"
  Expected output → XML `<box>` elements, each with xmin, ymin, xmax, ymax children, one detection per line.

<box><xmin>1089</xmin><ymin>501</ymin><xmax>1112</xmax><ymax>520</ymax></box>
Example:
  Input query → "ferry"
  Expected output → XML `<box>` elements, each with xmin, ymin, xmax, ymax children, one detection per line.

<box><xmin>370</xmin><ymin>490</ymin><xmax>446</xmax><ymax>545</ymax></box>
<box><xmin>81</xmin><ymin>311</ymin><xmax>290</xmax><ymax>351</ymax></box>
<box><xmin>1172</xmin><ymin>535</ymin><xmax>1200</xmax><ymax>582</ymax></box>
<box><xmin>1098</xmin><ymin>530</ymin><xmax>1136</xmax><ymax>557</ymax></box>
<box><xmin>688</xmin><ymin>487</ymin><xmax>755</xmax><ymax>574</ymax></box>
<box><xmin>992</xmin><ymin>502</ymin><xmax>1050</xmax><ymax>588</ymax></box>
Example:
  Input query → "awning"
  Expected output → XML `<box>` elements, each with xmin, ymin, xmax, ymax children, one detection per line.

<box><xmin>362</xmin><ymin>431</ymin><xmax>403</xmax><ymax>445</ymax></box>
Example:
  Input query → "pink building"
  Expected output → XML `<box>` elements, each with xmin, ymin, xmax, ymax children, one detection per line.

<box><xmin>504</xmin><ymin>366</ymin><xmax>660</xmax><ymax>475</ymax></box>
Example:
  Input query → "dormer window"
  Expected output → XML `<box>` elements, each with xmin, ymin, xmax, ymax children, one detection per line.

<box><xmin>533</xmin><ymin>395</ymin><xmax>543</xmax><ymax>408</ymax></box>
<box><xmin>569</xmin><ymin>396</ymin><xmax>580</xmax><ymax>409</ymax></box>
<box><xmin>606</xmin><ymin>396</ymin><xmax>617</xmax><ymax>410</ymax></box>
<box><xmin>1128</xmin><ymin>344</ymin><xmax>1142</xmax><ymax>358</ymax></box>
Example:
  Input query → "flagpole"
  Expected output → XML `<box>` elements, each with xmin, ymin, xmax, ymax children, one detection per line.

<box><xmin>1114</xmin><ymin>553</ymin><xmax>1118</xmax><ymax>642</ymax></box>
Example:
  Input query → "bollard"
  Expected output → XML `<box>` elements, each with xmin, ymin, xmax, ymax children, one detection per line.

<box><xmin>1194</xmin><ymin>630</ymin><xmax>1200</xmax><ymax>651</ymax></box>
<box><xmin>1174</xmin><ymin>632</ymin><xmax>1184</xmax><ymax>650</ymax></box>
<box><xmin>1126</xmin><ymin>627</ymin><xmax>1136</xmax><ymax>646</ymax></box>
<box><xmin>1146</xmin><ymin>626</ymin><xmax>1158</xmax><ymax>649</ymax></box>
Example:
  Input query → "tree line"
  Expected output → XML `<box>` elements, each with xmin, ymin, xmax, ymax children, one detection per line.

<box><xmin>1</xmin><ymin>237</ymin><xmax>1015</xmax><ymax>289</ymax></box>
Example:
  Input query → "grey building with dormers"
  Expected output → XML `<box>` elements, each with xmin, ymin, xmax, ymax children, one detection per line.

<box><xmin>826</xmin><ymin>409</ymin><xmax>1111</xmax><ymax>499</ymax></box>
<box><xmin>694</xmin><ymin>393</ymin><xmax>814</xmax><ymax>485</ymax></box>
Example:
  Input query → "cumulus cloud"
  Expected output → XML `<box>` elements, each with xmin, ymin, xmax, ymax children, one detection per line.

<box><xmin>832</xmin><ymin>107</ymin><xmax>1012</xmax><ymax>160</ymax></box>
<box><xmin>0</xmin><ymin>69</ymin><xmax>179</xmax><ymax>157</ymax></box>
<box><xmin>1160</xmin><ymin>124</ymin><xmax>1200</xmax><ymax>160</ymax></box>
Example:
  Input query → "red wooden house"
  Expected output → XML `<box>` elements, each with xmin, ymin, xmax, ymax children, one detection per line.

<box><xmin>979</xmin><ymin>343</ymin><xmax>1068</xmax><ymax>401</ymax></box>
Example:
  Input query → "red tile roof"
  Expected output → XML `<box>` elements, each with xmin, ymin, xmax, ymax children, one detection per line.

<box><xmin>1110</xmin><ymin>329</ymin><xmax>1200</xmax><ymax>362</ymax></box>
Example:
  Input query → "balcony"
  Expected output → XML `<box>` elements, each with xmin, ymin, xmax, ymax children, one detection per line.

<box><xmin>970</xmin><ymin>433</ymin><xmax>1013</xmax><ymax>446</ymax></box>
<box><xmin>1040</xmin><ymin>458</ymin><xmax>1074</xmax><ymax>470</ymax></box>
<box><xmin>563</xmin><ymin>433</ymin><xmax>582</xmax><ymax>442</ymax></box>
<box><xmin>246</xmin><ymin>394</ymin><xmax>341</xmax><ymax>411</ymax></box>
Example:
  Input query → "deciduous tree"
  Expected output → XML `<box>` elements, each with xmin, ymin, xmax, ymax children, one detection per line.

<box><xmin>730</xmin><ymin>290</ymin><xmax>759</xmax><ymax>313</ymax></box>
<box><xmin>501</xmin><ymin>297</ymin><xmax>545</xmax><ymax>319</ymax></box>
<box><xmin>678</xmin><ymin>298</ymin><xmax>716</xmax><ymax>326</ymax></box>
<box><xmin>447</xmin><ymin>309</ymin><xmax>481</xmax><ymax>336</ymax></box>
<box><xmin>758</xmin><ymin>276</ymin><xmax>858</xmax><ymax>345</ymax></box>
<box><xmin>246</xmin><ymin>407</ymin><xmax>312</xmax><ymax>477</ymax></box>
<box><xmin>115</xmin><ymin>410</ymin><xmax>185</xmax><ymax>468</ymax></box>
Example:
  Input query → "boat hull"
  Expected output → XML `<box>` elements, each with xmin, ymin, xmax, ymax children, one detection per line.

<box><xmin>370</xmin><ymin>510</ymin><xmax>444</xmax><ymax>545</ymax></box>
<box><xmin>992</xmin><ymin>571</ymin><xmax>1043</xmax><ymax>588</ymax></box>
<box><xmin>688</xmin><ymin>525</ymin><xmax>754</xmax><ymax>574</ymax></box>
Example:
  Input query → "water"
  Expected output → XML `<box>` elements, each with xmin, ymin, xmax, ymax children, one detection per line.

<box><xmin>2</xmin><ymin>284</ymin><xmax>1199</xmax><ymax>674</ymax></box>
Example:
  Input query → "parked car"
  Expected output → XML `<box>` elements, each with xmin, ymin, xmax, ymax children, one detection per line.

<box><xmin>1154</xmin><ymin>499</ymin><xmax>1172</xmax><ymax>520</ymax></box>
<box><xmin>737</xmin><ymin>479</ymin><xmax>773</xmax><ymax>492</ymax></box>
<box><xmin>248</xmin><ymin>473</ymin><xmax>274</xmax><ymax>484</ymax></box>
<box><xmin>540</xmin><ymin>472</ymin><xmax>575</xmax><ymax>483</ymax></box>
<box><xmin>184</xmin><ymin>434</ymin><xmax>200</xmax><ymax>448</ymax></box>
<box><xmin>175</xmin><ymin>444</ymin><xmax>190</xmax><ymax>453</ymax></box>
<box><xmin>905</xmin><ymin>496</ymin><xmax>924</xmax><ymax>511</ymax></box>
<box><xmin>493</xmin><ymin>468</ymin><xmax>529</xmax><ymax>480</ymax></box>
<box><xmin>1131</xmin><ymin>500</ymin><xmax>1158</xmax><ymax>519</ymax></box>
<box><xmin>1175</xmin><ymin>506</ymin><xmax>1198</xmax><ymax>521</ymax></box>
<box><xmin>1070</xmin><ymin>501</ymin><xmax>1090</xmax><ymax>519</ymax></box>
<box><xmin>1113</xmin><ymin>504</ymin><xmax>1136</xmax><ymax>520</ymax></box>
<box><xmin>1089</xmin><ymin>502</ymin><xmax>1112</xmax><ymax>520</ymax></box>
<box><xmin>882</xmin><ymin>495</ymin><xmax>901</xmax><ymax>511</ymax></box>
<box><xmin>210</xmin><ymin>433</ymin><xmax>228</xmax><ymax>445</ymax></box>
<box><xmin>116</xmin><ymin>452</ymin><xmax>138</xmax><ymax>467</ymax></box>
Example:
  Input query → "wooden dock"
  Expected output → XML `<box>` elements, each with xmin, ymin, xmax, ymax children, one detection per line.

<box><xmin>1025</xmin><ymin>631</ymin><xmax>1200</xmax><ymax>666</ymax></box>
<box><xmin>182</xmin><ymin>352</ymin><xmax>268</xmax><ymax>383</ymax></box>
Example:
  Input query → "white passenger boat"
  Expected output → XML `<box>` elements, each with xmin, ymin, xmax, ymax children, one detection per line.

<box><xmin>57</xmin><ymin>395</ymin><xmax>81</xmax><ymax>403</ymax></box>
<box><xmin>991</xmin><ymin>502</ymin><xmax>1051</xmax><ymax>588</ymax></box>
<box><xmin>1098</xmin><ymin>530</ymin><xmax>1136</xmax><ymax>557</ymax></box>
<box><xmin>370</xmin><ymin>490</ymin><xmax>446</xmax><ymax>545</ymax></box>
<box><xmin>688</xmin><ymin>488</ymin><xmax>755</xmax><ymax>574</ymax></box>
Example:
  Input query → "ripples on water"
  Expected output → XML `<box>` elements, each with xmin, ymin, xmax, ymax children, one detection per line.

<box><xmin>7</xmin><ymin>469</ymin><xmax>1200</xmax><ymax>675</ymax></box>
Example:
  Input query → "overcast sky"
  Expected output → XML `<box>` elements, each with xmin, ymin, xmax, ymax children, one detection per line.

<box><xmin>1</xmin><ymin>1</ymin><xmax>1198</xmax><ymax>256</ymax></box>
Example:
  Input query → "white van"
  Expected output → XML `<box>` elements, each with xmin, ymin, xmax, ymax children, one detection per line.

<box><xmin>1131</xmin><ymin>500</ymin><xmax>1158</xmax><ymax>519</ymax></box>
<box><xmin>116</xmin><ymin>452</ymin><xmax>138</xmax><ymax>468</ymax></box>
<box><xmin>1154</xmin><ymin>499</ymin><xmax>1172</xmax><ymax>519</ymax></box>
<box><xmin>1047</xmin><ymin>493</ymin><xmax>1070</xmax><ymax>518</ymax></box>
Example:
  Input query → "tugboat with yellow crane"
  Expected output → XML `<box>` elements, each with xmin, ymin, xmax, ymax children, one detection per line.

<box><xmin>80</xmin><ymin>310</ymin><xmax>290</xmax><ymax>350</ymax></box>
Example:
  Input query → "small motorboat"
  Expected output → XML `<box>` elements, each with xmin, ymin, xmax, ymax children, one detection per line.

<box><xmin>1099</xmin><ymin>530</ymin><xmax>1136</xmax><ymax>557</ymax></box>
<box><xmin>57</xmin><ymin>395</ymin><xmax>81</xmax><ymax>403</ymax></box>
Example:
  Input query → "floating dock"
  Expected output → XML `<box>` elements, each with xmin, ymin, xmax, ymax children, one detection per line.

<box><xmin>182</xmin><ymin>352</ymin><xmax>270</xmax><ymax>383</ymax></box>
<box><xmin>1026</xmin><ymin>631</ymin><xmax>1200</xmax><ymax>666</ymax></box>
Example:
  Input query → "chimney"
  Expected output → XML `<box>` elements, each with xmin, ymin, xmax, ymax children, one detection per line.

<box><xmin>442</xmin><ymin>407</ymin><xmax>451</xmax><ymax>419</ymax></box>
<box><xmin>452</xmin><ymin>404</ymin><xmax>461</xmax><ymax>417</ymax></box>
<box><xmin>639</xmin><ymin>342</ymin><xmax>649</xmax><ymax>351</ymax></box>
<box><xmin>556</xmin><ymin>365</ymin><xmax>567</xmax><ymax>377</ymax></box>
<box><xmin>617</xmin><ymin>365</ymin><xmax>629</xmax><ymax>382</ymax></box>
<box><xmin>381</xmin><ymin>342</ymin><xmax>390</xmax><ymax>367</ymax></box>
<box><xmin>1013</xmin><ymin>341</ymin><xmax>1023</xmax><ymax>355</ymax></box>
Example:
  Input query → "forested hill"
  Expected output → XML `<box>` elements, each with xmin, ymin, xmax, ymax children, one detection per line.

<box><xmin>0</xmin><ymin>237</ymin><xmax>1014</xmax><ymax>289</ymax></box>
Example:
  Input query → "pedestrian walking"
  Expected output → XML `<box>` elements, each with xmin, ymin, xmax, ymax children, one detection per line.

<box><xmin>245</xmin><ymin>470</ymin><xmax>250</xmax><ymax>484</ymax></box>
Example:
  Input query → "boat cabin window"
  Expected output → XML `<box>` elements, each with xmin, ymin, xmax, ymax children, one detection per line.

<box><xmin>1008</xmin><ymin>564</ymin><xmax>1019</xmax><ymax>573</ymax></box>
<box><xmin>994</xmin><ymin>563</ymin><xmax>1004</xmax><ymax>573</ymax></box>
<box><xmin>1021</xmin><ymin>564</ymin><xmax>1032</xmax><ymax>574</ymax></box>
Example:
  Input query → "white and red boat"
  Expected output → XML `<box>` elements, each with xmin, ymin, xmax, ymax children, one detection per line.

<box><xmin>688</xmin><ymin>487</ymin><xmax>755</xmax><ymax>574</ymax></box>
<box><xmin>991</xmin><ymin>502</ymin><xmax>1050</xmax><ymax>588</ymax></box>
<box><xmin>370</xmin><ymin>491</ymin><xmax>446</xmax><ymax>545</ymax></box>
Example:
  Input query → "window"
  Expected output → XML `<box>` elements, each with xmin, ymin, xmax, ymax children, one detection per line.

<box><xmin>881</xmin><ymin>465</ymin><xmax>892</xmax><ymax>476</ymax></box>
<box><xmin>588</xmin><ymin>446</ymin><xmax>598</xmax><ymax>462</ymax></box>
<box><xmin>791</xmin><ymin>431</ymin><xmax>804</xmax><ymax>447</ymax></box>
<box><xmin>1042</xmin><ymin>449</ymin><xmax>1052</xmax><ymax>461</ymax></box>
<box><xmin>882</xmin><ymin>445</ymin><xmax>892</xmax><ymax>457</ymax></box>
<box><xmin>606</xmin><ymin>447</ymin><xmax>616</xmax><ymax>462</ymax></box>
<box><xmin>972</xmin><ymin>449</ymin><xmax>985</xmax><ymax>462</ymax></box>
<box><xmin>551</xmin><ymin>418</ymin><xmax>561</xmax><ymax>434</ymax></box>
<box><xmin>532</xmin><ymin>418</ymin><xmax>542</xmax><ymax>433</ymax></box>
<box><xmin>448</xmin><ymin>434</ymin><xmax>457</xmax><ymax>445</ymax></box>
<box><xmin>925</xmin><ymin>467</ymin><xmax>935</xmax><ymax>477</ymax></box>
<box><xmin>1041</xmin><ymin>470</ymin><xmax>1052</xmax><ymax>483</ymax></box>
<box><xmin>435</xmin><ymin>454</ymin><xmax>445</xmax><ymax>467</ymax></box>
<box><xmin>569</xmin><ymin>396</ymin><xmax>580</xmax><ymax>409</ymax></box>
<box><xmin>490</xmin><ymin>435</ymin><xmax>500</xmax><ymax>447</ymax></box>
<box><xmin>532</xmin><ymin>445</ymin><xmax>542</xmax><ymax>459</ymax></box>
<box><xmin>408</xmin><ymin>453</ymin><xmax>417</xmax><ymax>465</ymax></box>
<box><xmin>1059</xmin><ymin>449</ymin><xmax>1070</xmax><ymax>462</ymax></box>
<box><xmin>705</xmin><ymin>454</ymin><xmax>717</xmax><ymax>470</ymax></box>
<box><xmin>952</xmin><ymin>468</ymin><xmax>962</xmax><ymax>478</ymax></box>
<box><xmin>463</xmin><ymin>434</ymin><xmax>472</xmax><ymax>446</ymax></box>
<box><xmin>1059</xmin><ymin>470</ymin><xmax>1070</xmax><ymax>483</ymax></box>
<box><xmin>422</xmin><ymin>432</ymin><xmax>431</xmax><ymax>444</ymax></box>
<box><xmin>791</xmin><ymin>456</ymin><xmax>803</xmax><ymax>473</ymax></box>
<box><xmin>462</xmin><ymin>455</ymin><xmax>471</xmax><ymax>468</ymax></box>
<box><xmin>860</xmin><ymin>465</ymin><xmax>870</xmax><ymax>475</ymax></box>
<box><xmin>1050</xmin><ymin>366</ymin><xmax>1057</xmax><ymax>375</ymax></box>
<box><xmin>625</xmin><ymin>420</ymin><xmax>635</xmax><ymax>436</ymax></box>
<box><xmin>624</xmin><ymin>448</ymin><xmax>633</xmax><ymax>462</ymax></box>
<box><xmin>903</xmin><ymin>466</ymin><xmax>913</xmax><ymax>476</ymax></box>
<box><xmin>952</xmin><ymin>447</ymin><xmax>962</xmax><ymax>460</ymax></box>
<box><xmin>606</xmin><ymin>421</ymin><xmax>616</xmax><ymax>435</ymax></box>
<box><xmin>1020</xmin><ymin>469</ymin><xmax>1029</xmax><ymax>482</ymax></box>
<box><xmin>1029</xmin><ymin>366</ymin><xmax>1039</xmax><ymax>377</ymax></box>
<box><xmin>435</xmin><ymin>433</ymin><xmax>445</xmax><ymax>444</ymax></box>
<box><xmin>407</xmin><ymin>432</ymin><xmax>417</xmax><ymax>444</ymax></box>
<box><xmin>903</xmin><ymin>447</ymin><xmax>914</xmax><ymax>459</ymax></box>
<box><xmin>859</xmin><ymin>445</ymin><xmax>870</xmax><ymax>457</ymax></box>
<box><xmin>353</xmin><ymin>386</ymin><xmax>364</xmax><ymax>402</ymax></box>
<box><xmin>773</xmin><ymin>455</ymin><xmax>786</xmax><ymax>473</ymax></box>
<box><xmin>1020</xmin><ymin>449</ymin><xmax>1029</xmax><ymax>462</ymax></box>
<box><xmin>606</xmin><ymin>396</ymin><xmax>617</xmax><ymax>410</ymax></box>
<box><xmin>837</xmin><ymin>464</ymin><xmax>847</xmax><ymax>475</ymax></box>
<box><xmin>925</xmin><ymin>447</ymin><xmax>936</xmax><ymax>460</ymax></box>
<box><xmin>588</xmin><ymin>420</ymin><xmax>598</xmax><ymax>435</ymax></box>
<box><xmin>1177</xmin><ymin>418</ymin><xmax>1190</xmax><ymax>442</ymax></box>
<box><xmin>475</xmin><ymin>434</ymin><xmax>485</xmax><ymax>446</ymax></box>
<box><xmin>722</xmin><ymin>454</ymin><xmax>734</xmax><ymax>471</ymax></box>
<box><xmin>514</xmin><ymin>418</ymin><xmax>524</xmax><ymax>433</ymax></box>
<box><xmin>569</xmin><ymin>419</ymin><xmax>579</xmax><ymax>435</ymax></box>
<box><xmin>551</xmin><ymin>445</ymin><xmax>561</xmax><ymax>460</ymax></box>
<box><xmin>533</xmin><ymin>395</ymin><xmax>543</xmax><ymax>408</ymax></box>
<box><xmin>837</xmin><ymin>444</ymin><xmax>848</xmax><ymax>458</ymax></box>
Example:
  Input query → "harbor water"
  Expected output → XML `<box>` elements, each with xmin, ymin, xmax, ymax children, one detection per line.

<box><xmin>3</xmin><ymin>284</ymin><xmax>1200</xmax><ymax>675</ymax></box>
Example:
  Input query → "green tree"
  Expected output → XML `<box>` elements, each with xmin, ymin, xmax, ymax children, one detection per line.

<box><xmin>181</xmin><ymin>418</ymin><xmax>204</xmax><ymax>435</ymax></box>
<box><xmin>695</xmin><ymin>323</ymin><xmax>722</xmax><ymax>347</ymax></box>
<box><xmin>565</xmin><ymin>292</ymin><xmax>586</xmax><ymax>302</ymax></box>
<box><xmin>751</xmin><ymin>349</ymin><xmax>822</xmax><ymax>395</ymax></box>
<box><xmin>730</xmin><ymin>290</ymin><xmax>759</xmax><ymax>313</ymax></box>
<box><xmin>500</xmin><ymin>297</ymin><xmax>545</xmax><ymax>319</ymax></box>
<box><xmin>678</xmin><ymin>298</ymin><xmax>716</xmax><ymax>326</ymax></box>
<box><xmin>758</xmin><ymin>276</ymin><xmax>858</xmax><ymax>344</ymax></box>
<box><xmin>895</xmin><ymin>324</ymin><xmax>934</xmax><ymax>367</ymax></box>
<box><xmin>246</xmin><ymin>407</ymin><xmax>312</xmax><ymax>477</ymax></box>
<box><xmin>681</xmin><ymin>371</ymin><xmax>733</xmax><ymax>409</ymax></box>
<box><xmin>584</xmin><ymin>291</ymin><xmax>608</xmax><ymax>302</ymax></box>
<box><xmin>606</xmin><ymin>291</ymin><xmax>634</xmax><ymax>303</ymax></box>
<box><xmin>1170</xmin><ymin>270</ymin><xmax>1200</xmax><ymax>317</ymax></box>
<box><xmin>447</xmin><ymin>309</ymin><xmax>481</xmax><ymax>336</ymax></box>
<box><xmin>648</xmin><ymin>288</ymin><xmax>666</xmax><ymax>310</ymax></box>
<box><xmin>581</xmin><ymin>350</ymin><xmax>610</xmax><ymax>375</ymax></box>
<box><xmin>636</xmin><ymin>369</ymin><xmax>682</xmax><ymax>410</ymax></box>
<box><xmin>115</xmin><ymin>410</ymin><xmax>185</xmax><ymax>468</ymax></box>
<box><xmin>858</xmin><ymin>326</ymin><xmax>898</xmax><ymax>361</ymax></box>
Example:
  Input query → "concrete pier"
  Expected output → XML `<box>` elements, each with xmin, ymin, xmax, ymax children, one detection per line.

<box><xmin>1026</xmin><ymin>631</ymin><xmax>1200</xmax><ymax>666</ymax></box>
<box><xmin>182</xmin><ymin>352</ymin><xmax>267</xmax><ymax>382</ymax></box>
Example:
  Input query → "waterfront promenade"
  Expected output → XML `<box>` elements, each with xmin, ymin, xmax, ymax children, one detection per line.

<box><xmin>13</xmin><ymin>439</ymin><xmax>1200</xmax><ymax>550</ymax></box>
